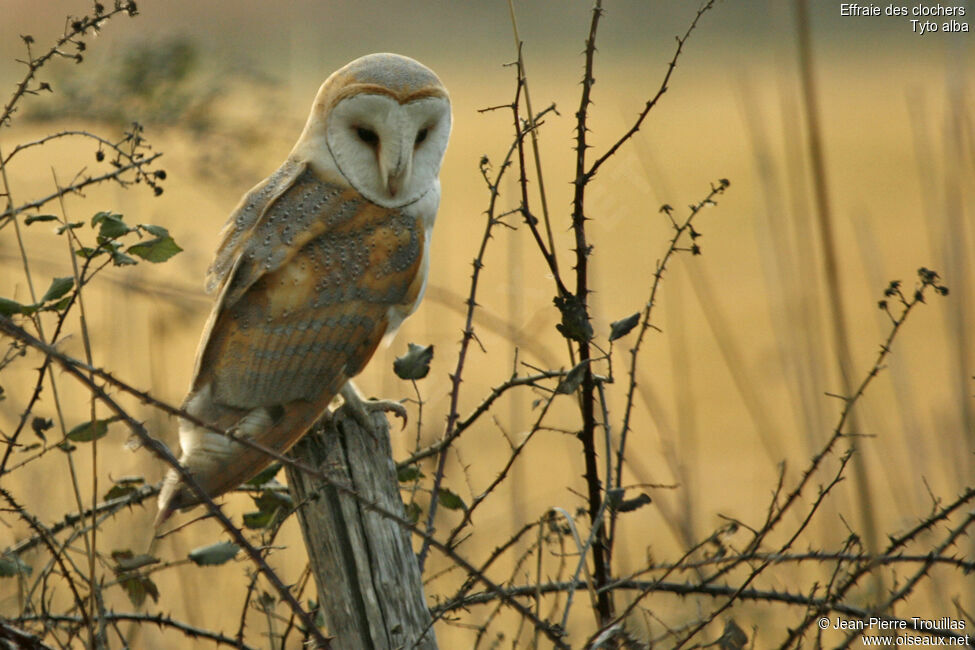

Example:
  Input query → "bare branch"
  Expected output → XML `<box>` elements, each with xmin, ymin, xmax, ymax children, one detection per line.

<box><xmin>585</xmin><ymin>1</ymin><xmax>717</xmax><ymax>181</ymax></box>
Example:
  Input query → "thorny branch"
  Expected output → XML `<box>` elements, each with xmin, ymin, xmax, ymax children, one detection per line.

<box><xmin>508</xmin><ymin>57</ymin><xmax>569</xmax><ymax>298</ymax></box>
<box><xmin>0</xmin><ymin>2</ymin><xmax>140</xmax><ymax>128</ymax></box>
<box><xmin>0</xmin><ymin>487</ymin><xmax>92</xmax><ymax>632</ymax></box>
<box><xmin>0</xmin><ymin>316</ymin><xmax>332</xmax><ymax>649</ymax></box>
<box><xmin>7</xmin><ymin>485</ymin><xmax>158</xmax><ymax>556</ymax></box>
<box><xmin>585</xmin><ymin>0</ymin><xmax>717</xmax><ymax>181</ymax></box>
<box><xmin>568</xmin><ymin>0</ymin><xmax>616</xmax><ymax>624</ymax></box>
<box><xmin>397</xmin><ymin>368</ymin><xmax>563</xmax><ymax>467</ymax></box>
<box><xmin>2</xmin><ymin>1</ymin><xmax>968</xmax><ymax>648</ymax></box>
<box><xmin>14</xmin><ymin>612</ymin><xmax>258</xmax><ymax>650</ymax></box>
<box><xmin>0</xmin><ymin>316</ymin><xmax>569</xmax><ymax>648</ymax></box>
<box><xmin>416</xmin><ymin>103</ymin><xmax>542</xmax><ymax>570</ymax></box>
<box><xmin>430</xmin><ymin>572</ymin><xmax>973</xmax><ymax>647</ymax></box>
<box><xmin>615</xmin><ymin>181</ymin><xmax>727</xmax><ymax>482</ymax></box>
<box><xmin>1</xmin><ymin>149</ymin><xmax>165</xmax><ymax>225</ymax></box>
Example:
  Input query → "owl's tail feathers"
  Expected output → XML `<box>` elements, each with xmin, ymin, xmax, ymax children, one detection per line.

<box><xmin>154</xmin><ymin>398</ymin><xmax>333</xmax><ymax>526</ymax></box>
<box><xmin>154</xmin><ymin>468</ymin><xmax>185</xmax><ymax>528</ymax></box>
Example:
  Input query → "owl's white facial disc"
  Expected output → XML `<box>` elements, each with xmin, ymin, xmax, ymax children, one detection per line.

<box><xmin>326</xmin><ymin>93</ymin><xmax>451</xmax><ymax>209</ymax></box>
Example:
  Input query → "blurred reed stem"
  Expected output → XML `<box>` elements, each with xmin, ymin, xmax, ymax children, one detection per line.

<box><xmin>795</xmin><ymin>0</ymin><xmax>881</xmax><ymax>570</ymax></box>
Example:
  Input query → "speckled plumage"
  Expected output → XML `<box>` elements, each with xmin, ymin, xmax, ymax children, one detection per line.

<box><xmin>157</xmin><ymin>54</ymin><xmax>450</xmax><ymax>521</ymax></box>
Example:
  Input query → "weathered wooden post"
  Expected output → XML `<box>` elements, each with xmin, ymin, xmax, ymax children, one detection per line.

<box><xmin>286</xmin><ymin>410</ymin><xmax>436</xmax><ymax>649</ymax></box>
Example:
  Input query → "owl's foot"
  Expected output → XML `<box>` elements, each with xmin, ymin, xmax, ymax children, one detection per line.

<box><xmin>339</xmin><ymin>383</ymin><xmax>408</xmax><ymax>430</ymax></box>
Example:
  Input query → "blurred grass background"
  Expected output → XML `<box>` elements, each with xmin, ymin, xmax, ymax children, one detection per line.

<box><xmin>1</xmin><ymin>1</ymin><xmax>972</xmax><ymax>646</ymax></box>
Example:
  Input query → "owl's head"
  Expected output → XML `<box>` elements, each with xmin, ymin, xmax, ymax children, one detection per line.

<box><xmin>295</xmin><ymin>53</ymin><xmax>451</xmax><ymax>209</ymax></box>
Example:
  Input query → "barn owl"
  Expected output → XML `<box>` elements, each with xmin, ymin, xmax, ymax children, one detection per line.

<box><xmin>156</xmin><ymin>53</ymin><xmax>451</xmax><ymax>523</ymax></box>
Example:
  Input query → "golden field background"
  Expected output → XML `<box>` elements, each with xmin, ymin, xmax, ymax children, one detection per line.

<box><xmin>1</xmin><ymin>1</ymin><xmax>972</xmax><ymax>647</ymax></box>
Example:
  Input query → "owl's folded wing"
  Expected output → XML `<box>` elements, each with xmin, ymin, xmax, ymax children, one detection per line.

<box><xmin>190</xmin><ymin>164</ymin><xmax>426</xmax><ymax>412</ymax></box>
<box><xmin>205</xmin><ymin>159</ymin><xmax>303</xmax><ymax>296</ymax></box>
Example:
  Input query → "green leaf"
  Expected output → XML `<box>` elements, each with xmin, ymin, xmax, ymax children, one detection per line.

<box><xmin>24</xmin><ymin>214</ymin><xmax>58</xmax><ymax>225</ymax></box>
<box><xmin>41</xmin><ymin>277</ymin><xmax>74</xmax><ymax>303</ymax></box>
<box><xmin>243</xmin><ymin>489</ymin><xmax>293</xmax><ymax>529</ymax></box>
<box><xmin>393</xmin><ymin>343</ymin><xmax>434</xmax><ymax>380</ymax></box>
<box><xmin>111</xmin><ymin>549</ymin><xmax>158</xmax><ymax>572</ymax></box>
<box><xmin>128</xmin><ymin>236</ymin><xmax>182</xmax><ymax>263</ymax></box>
<box><xmin>56</xmin><ymin>221</ymin><xmax>83</xmax><ymax>235</ymax></box>
<box><xmin>556</xmin><ymin>361</ymin><xmax>588</xmax><ymax>395</ymax></box>
<box><xmin>243</xmin><ymin>510</ymin><xmax>274</xmax><ymax>530</ymax></box>
<box><xmin>109</xmin><ymin>248</ymin><xmax>138</xmax><ymax>267</ymax></box>
<box><xmin>245</xmin><ymin>462</ymin><xmax>283</xmax><ymax>486</ymax></box>
<box><xmin>0</xmin><ymin>297</ymin><xmax>27</xmax><ymax>316</ymax></box>
<box><xmin>0</xmin><ymin>555</ymin><xmax>32</xmax><ymax>578</ymax></box>
<box><xmin>92</xmin><ymin>212</ymin><xmax>130</xmax><ymax>239</ymax></box>
<box><xmin>717</xmin><ymin>618</ymin><xmax>747</xmax><ymax>650</ymax></box>
<box><xmin>553</xmin><ymin>294</ymin><xmax>593</xmax><ymax>343</ymax></box>
<box><xmin>104</xmin><ymin>476</ymin><xmax>145</xmax><ymax>501</ymax></box>
<box><xmin>404</xmin><ymin>501</ymin><xmax>422</xmax><ymax>524</ymax></box>
<box><xmin>254</xmin><ymin>489</ymin><xmax>293</xmax><ymax>512</ymax></box>
<box><xmin>615</xmin><ymin>493</ymin><xmax>652</xmax><ymax>513</ymax></box>
<box><xmin>309</xmin><ymin>599</ymin><xmax>326</xmax><ymax>628</ymax></box>
<box><xmin>66</xmin><ymin>416</ymin><xmax>120</xmax><ymax>442</ymax></box>
<box><xmin>91</xmin><ymin>211</ymin><xmax>121</xmax><ymax>223</ymax></box>
<box><xmin>140</xmin><ymin>223</ymin><xmax>170</xmax><ymax>238</ymax></box>
<box><xmin>437</xmin><ymin>488</ymin><xmax>467</xmax><ymax>512</ymax></box>
<box><xmin>66</xmin><ymin>421</ymin><xmax>107</xmax><ymax>442</ymax></box>
<box><xmin>44</xmin><ymin>295</ymin><xmax>73</xmax><ymax>313</ymax></box>
<box><xmin>31</xmin><ymin>417</ymin><xmax>53</xmax><ymax>442</ymax></box>
<box><xmin>188</xmin><ymin>541</ymin><xmax>240</xmax><ymax>566</ymax></box>
<box><xmin>397</xmin><ymin>465</ymin><xmax>424</xmax><ymax>482</ymax></box>
<box><xmin>609</xmin><ymin>312</ymin><xmax>640</xmax><ymax>342</ymax></box>
<box><xmin>119</xmin><ymin>573</ymin><xmax>159</xmax><ymax>607</ymax></box>
<box><xmin>104</xmin><ymin>484</ymin><xmax>137</xmax><ymax>500</ymax></box>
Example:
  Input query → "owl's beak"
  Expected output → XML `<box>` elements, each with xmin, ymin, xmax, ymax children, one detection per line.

<box><xmin>383</xmin><ymin>136</ymin><xmax>413</xmax><ymax>198</ymax></box>
<box><xmin>385</xmin><ymin>162</ymin><xmax>411</xmax><ymax>198</ymax></box>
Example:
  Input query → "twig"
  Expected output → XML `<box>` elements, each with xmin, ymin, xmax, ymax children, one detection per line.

<box><xmin>398</xmin><ymin>369</ymin><xmax>562</xmax><ymax>468</ymax></box>
<box><xmin>443</xmin><ymin>375</ymin><xmax>560</xmax><ymax>548</ymax></box>
<box><xmin>0</xmin><ymin>488</ymin><xmax>92</xmax><ymax>632</ymax></box>
<box><xmin>781</xmin><ymin>481</ymin><xmax>973</xmax><ymax>647</ymax></box>
<box><xmin>0</xmin><ymin>313</ymin><xmax>568</xmax><ymax>646</ymax></box>
<box><xmin>1</xmin><ymin>2</ymin><xmax>139</xmax><ymax>128</ymax></box>
<box><xmin>509</xmin><ymin>57</ymin><xmax>569</xmax><ymax>299</ymax></box>
<box><xmin>14</xmin><ymin>612</ymin><xmax>256</xmax><ymax>650</ymax></box>
<box><xmin>569</xmin><ymin>0</ymin><xmax>615</xmax><ymax>624</ymax></box>
<box><xmin>432</xmin><ymin>578</ymin><xmax>972</xmax><ymax>646</ymax></box>
<box><xmin>506</xmin><ymin>0</ymin><xmax>560</xmax><ymax>283</ymax></box>
<box><xmin>0</xmin><ymin>154</ymin><xmax>164</xmax><ymax>224</ymax></box>
<box><xmin>417</xmin><ymin>521</ymin><xmax>539</xmax><ymax>646</ymax></box>
<box><xmin>673</xmin><ymin>449</ymin><xmax>855</xmax><ymax>648</ymax></box>
<box><xmin>0</xmin><ymin>316</ymin><xmax>332</xmax><ymax>648</ymax></box>
<box><xmin>417</xmin><ymin>108</ymin><xmax>533</xmax><ymax>570</ymax></box>
<box><xmin>585</xmin><ymin>1</ymin><xmax>716</xmax><ymax>181</ymax></box>
<box><xmin>52</xmin><ymin>166</ymin><xmax>107</xmax><ymax>650</ymax></box>
<box><xmin>615</xmin><ymin>180</ymin><xmax>728</xmax><ymax>495</ymax></box>
<box><xmin>5</xmin><ymin>485</ymin><xmax>157</xmax><ymax>557</ymax></box>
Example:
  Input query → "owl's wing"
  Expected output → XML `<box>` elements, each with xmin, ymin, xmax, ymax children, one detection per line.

<box><xmin>206</xmin><ymin>159</ymin><xmax>304</xmax><ymax>295</ymax></box>
<box><xmin>191</xmin><ymin>164</ymin><xmax>426</xmax><ymax>412</ymax></box>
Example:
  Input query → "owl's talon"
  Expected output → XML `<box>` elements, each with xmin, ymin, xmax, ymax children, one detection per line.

<box><xmin>340</xmin><ymin>383</ymin><xmax>408</xmax><ymax>430</ymax></box>
<box><xmin>343</xmin><ymin>397</ymin><xmax>408</xmax><ymax>430</ymax></box>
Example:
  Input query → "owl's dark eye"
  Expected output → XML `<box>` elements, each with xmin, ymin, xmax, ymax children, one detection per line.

<box><xmin>414</xmin><ymin>128</ymin><xmax>429</xmax><ymax>146</ymax></box>
<box><xmin>356</xmin><ymin>127</ymin><xmax>378</xmax><ymax>146</ymax></box>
